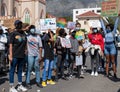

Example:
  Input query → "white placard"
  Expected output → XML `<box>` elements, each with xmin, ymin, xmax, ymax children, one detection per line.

<box><xmin>39</xmin><ymin>18</ymin><xmax>57</xmax><ymax>31</ymax></box>
<box><xmin>76</xmin><ymin>55</ymin><xmax>83</xmax><ymax>66</ymax></box>
<box><xmin>88</xmin><ymin>20</ymin><xmax>101</xmax><ymax>28</ymax></box>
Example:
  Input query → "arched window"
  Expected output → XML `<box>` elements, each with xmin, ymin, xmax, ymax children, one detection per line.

<box><xmin>1</xmin><ymin>5</ymin><xmax>5</xmax><ymax>16</ymax></box>
<box><xmin>13</xmin><ymin>8</ymin><xmax>17</xmax><ymax>17</ymax></box>
<box><xmin>24</xmin><ymin>9</ymin><xmax>30</xmax><ymax>23</ymax></box>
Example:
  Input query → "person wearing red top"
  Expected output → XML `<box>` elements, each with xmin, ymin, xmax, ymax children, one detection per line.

<box><xmin>88</xmin><ymin>28</ymin><xmax>104</xmax><ymax>76</ymax></box>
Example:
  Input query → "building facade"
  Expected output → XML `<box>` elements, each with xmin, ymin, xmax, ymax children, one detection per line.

<box><xmin>0</xmin><ymin>0</ymin><xmax>46</xmax><ymax>28</ymax></box>
<box><xmin>73</xmin><ymin>7</ymin><xmax>101</xmax><ymax>22</ymax></box>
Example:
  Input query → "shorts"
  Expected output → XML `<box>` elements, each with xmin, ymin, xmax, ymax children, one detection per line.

<box><xmin>104</xmin><ymin>43</ymin><xmax>116</xmax><ymax>55</ymax></box>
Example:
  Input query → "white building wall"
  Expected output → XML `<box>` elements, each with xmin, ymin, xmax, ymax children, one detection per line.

<box><xmin>73</xmin><ymin>7</ymin><xmax>101</xmax><ymax>22</ymax></box>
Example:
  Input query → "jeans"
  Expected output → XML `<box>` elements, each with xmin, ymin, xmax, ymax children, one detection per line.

<box><xmin>90</xmin><ymin>50</ymin><xmax>99</xmax><ymax>72</ymax></box>
<box><xmin>53</xmin><ymin>55</ymin><xmax>58</xmax><ymax>69</ymax></box>
<box><xmin>56</xmin><ymin>53</ymin><xmax>66</xmax><ymax>78</ymax></box>
<box><xmin>42</xmin><ymin>59</ymin><xmax>53</xmax><ymax>81</ymax></box>
<box><xmin>26</xmin><ymin>56</ymin><xmax>40</xmax><ymax>84</ymax></box>
<box><xmin>68</xmin><ymin>53</ymin><xmax>75</xmax><ymax>76</ymax></box>
<box><xmin>9</xmin><ymin>58</ymin><xmax>24</xmax><ymax>85</ymax></box>
<box><xmin>0</xmin><ymin>50</ymin><xmax>5</xmax><ymax>70</ymax></box>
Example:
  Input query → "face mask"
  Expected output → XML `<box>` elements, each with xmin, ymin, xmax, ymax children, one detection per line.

<box><xmin>76</xmin><ymin>27</ymin><xmax>80</xmax><ymax>30</ymax></box>
<box><xmin>30</xmin><ymin>29</ymin><xmax>36</xmax><ymax>34</ymax></box>
<box><xmin>93</xmin><ymin>29</ymin><xmax>98</xmax><ymax>33</ymax></box>
<box><xmin>106</xmin><ymin>29</ymin><xmax>111</xmax><ymax>33</ymax></box>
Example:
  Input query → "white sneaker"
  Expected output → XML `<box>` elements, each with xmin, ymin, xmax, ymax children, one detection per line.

<box><xmin>9</xmin><ymin>87</ymin><xmax>18</xmax><ymax>92</ymax></box>
<box><xmin>31</xmin><ymin>71</ymin><xmax>35</xmax><ymax>75</ymax></box>
<box><xmin>17</xmin><ymin>85</ymin><xmax>27</xmax><ymax>92</ymax></box>
<box><xmin>81</xmin><ymin>70</ymin><xmax>84</xmax><ymax>75</ymax></box>
<box><xmin>22</xmin><ymin>72</ymin><xmax>25</xmax><ymax>77</ymax></box>
<box><xmin>91</xmin><ymin>71</ymin><xmax>94</xmax><ymax>76</ymax></box>
<box><xmin>94</xmin><ymin>72</ymin><xmax>98</xmax><ymax>77</ymax></box>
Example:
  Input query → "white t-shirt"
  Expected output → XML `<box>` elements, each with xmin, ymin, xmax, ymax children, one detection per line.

<box><xmin>27</xmin><ymin>35</ymin><xmax>42</xmax><ymax>56</ymax></box>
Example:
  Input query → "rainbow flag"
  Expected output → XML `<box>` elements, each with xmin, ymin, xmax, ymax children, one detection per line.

<box><xmin>57</xmin><ymin>18</ymin><xmax>67</xmax><ymax>28</ymax></box>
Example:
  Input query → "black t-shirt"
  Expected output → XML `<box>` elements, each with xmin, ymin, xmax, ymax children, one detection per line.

<box><xmin>9</xmin><ymin>30</ymin><xmax>27</xmax><ymax>58</ymax></box>
<box><xmin>43</xmin><ymin>34</ymin><xmax>54</xmax><ymax>60</ymax></box>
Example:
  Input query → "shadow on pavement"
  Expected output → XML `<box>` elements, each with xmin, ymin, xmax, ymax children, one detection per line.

<box><xmin>0</xmin><ymin>78</ymin><xmax>8</xmax><ymax>85</ymax></box>
<box><xmin>108</xmin><ymin>76</ymin><xmax>120</xmax><ymax>82</ymax></box>
<box><xmin>117</xmin><ymin>88</ymin><xmax>120</xmax><ymax>92</ymax></box>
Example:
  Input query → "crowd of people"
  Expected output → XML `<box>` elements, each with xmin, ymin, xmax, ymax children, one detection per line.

<box><xmin>0</xmin><ymin>16</ymin><xmax>120</xmax><ymax>92</ymax></box>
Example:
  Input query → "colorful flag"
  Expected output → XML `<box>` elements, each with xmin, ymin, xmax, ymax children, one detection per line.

<box><xmin>57</xmin><ymin>18</ymin><xmax>67</xmax><ymax>28</ymax></box>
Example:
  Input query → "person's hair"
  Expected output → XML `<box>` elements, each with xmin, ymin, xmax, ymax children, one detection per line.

<box><xmin>71</xmin><ymin>31</ymin><xmax>76</xmax><ymax>38</ymax></box>
<box><xmin>22</xmin><ymin>23</ymin><xmax>29</xmax><ymax>29</ymax></box>
<box><xmin>92</xmin><ymin>28</ymin><xmax>97</xmax><ymax>31</ymax></box>
<box><xmin>29</xmin><ymin>25</ymin><xmax>35</xmax><ymax>30</ymax></box>
<box><xmin>75</xmin><ymin>22</ymin><xmax>81</xmax><ymax>27</ymax></box>
<box><xmin>106</xmin><ymin>24</ymin><xmax>114</xmax><ymax>31</ymax></box>
<box><xmin>58</xmin><ymin>28</ymin><xmax>65</xmax><ymax>36</ymax></box>
<box><xmin>0</xmin><ymin>28</ymin><xmax>3</xmax><ymax>34</ymax></box>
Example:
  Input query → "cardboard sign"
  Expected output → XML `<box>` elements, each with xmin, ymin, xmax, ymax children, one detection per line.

<box><xmin>76</xmin><ymin>55</ymin><xmax>83</xmax><ymax>66</ymax></box>
<box><xmin>101</xmin><ymin>0</ymin><xmax>119</xmax><ymax>17</ymax></box>
<box><xmin>60</xmin><ymin>37</ymin><xmax>71</xmax><ymax>48</ymax></box>
<box><xmin>67</xmin><ymin>22</ymin><xmax>76</xmax><ymax>29</ymax></box>
<box><xmin>88</xmin><ymin>20</ymin><xmax>101</xmax><ymax>28</ymax></box>
<box><xmin>39</xmin><ymin>18</ymin><xmax>56</xmax><ymax>31</ymax></box>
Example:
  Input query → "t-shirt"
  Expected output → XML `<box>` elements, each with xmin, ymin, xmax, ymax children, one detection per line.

<box><xmin>43</xmin><ymin>34</ymin><xmax>54</xmax><ymax>60</ymax></box>
<box><xmin>27</xmin><ymin>35</ymin><xmax>42</xmax><ymax>56</ymax></box>
<box><xmin>0</xmin><ymin>34</ymin><xmax>7</xmax><ymax>50</ymax></box>
<box><xmin>75</xmin><ymin>30</ymin><xmax>85</xmax><ymax>40</ymax></box>
<box><xmin>9</xmin><ymin>30</ymin><xmax>27</xmax><ymax>58</ymax></box>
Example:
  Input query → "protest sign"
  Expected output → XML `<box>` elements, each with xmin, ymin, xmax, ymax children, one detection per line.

<box><xmin>67</xmin><ymin>22</ymin><xmax>76</xmax><ymax>29</ymax></box>
<box><xmin>60</xmin><ymin>37</ymin><xmax>71</xmax><ymax>48</ymax></box>
<box><xmin>101</xmin><ymin>0</ymin><xmax>119</xmax><ymax>17</ymax></box>
<box><xmin>39</xmin><ymin>18</ymin><xmax>56</xmax><ymax>31</ymax></box>
<box><xmin>88</xmin><ymin>20</ymin><xmax>101</xmax><ymax>28</ymax></box>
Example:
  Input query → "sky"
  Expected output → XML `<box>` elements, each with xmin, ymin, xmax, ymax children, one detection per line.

<box><xmin>46</xmin><ymin>0</ymin><xmax>101</xmax><ymax>17</ymax></box>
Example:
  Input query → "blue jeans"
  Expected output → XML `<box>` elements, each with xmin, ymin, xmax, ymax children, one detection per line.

<box><xmin>42</xmin><ymin>59</ymin><xmax>53</xmax><ymax>81</ymax></box>
<box><xmin>26</xmin><ymin>56</ymin><xmax>40</xmax><ymax>84</ymax></box>
<box><xmin>9</xmin><ymin>58</ymin><xmax>24</xmax><ymax>85</ymax></box>
<box><xmin>53</xmin><ymin>55</ymin><xmax>58</xmax><ymax>69</ymax></box>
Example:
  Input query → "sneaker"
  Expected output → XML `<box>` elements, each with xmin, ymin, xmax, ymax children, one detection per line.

<box><xmin>36</xmin><ymin>83</ymin><xmax>43</xmax><ymax>88</ymax></box>
<box><xmin>9</xmin><ymin>87</ymin><xmax>18</xmax><ymax>92</ymax></box>
<box><xmin>81</xmin><ymin>70</ymin><xmax>84</xmax><ymax>75</ymax></box>
<box><xmin>94</xmin><ymin>72</ymin><xmax>98</xmax><ymax>77</ymax></box>
<box><xmin>17</xmin><ymin>85</ymin><xmax>27</xmax><ymax>92</ymax></box>
<box><xmin>26</xmin><ymin>83</ymin><xmax>32</xmax><ymax>89</ymax></box>
<box><xmin>42</xmin><ymin>81</ymin><xmax>47</xmax><ymax>87</ymax></box>
<box><xmin>31</xmin><ymin>71</ymin><xmax>35</xmax><ymax>75</ymax></box>
<box><xmin>47</xmin><ymin>80</ymin><xmax>56</xmax><ymax>85</ymax></box>
<box><xmin>69</xmin><ymin>75</ymin><xmax>73</xmax><ymax>79</ymax></box>
<box><xmin>91</xmin><ymin>71</ymin><xmax>94</xmax><ymax>76</ymax></box>
<box><xmin>114</xmin><ymin>74</ymin><xmax>118</xmax><ymax>79</ymax></box>
<box><xmin>101</xmin><ymin>68</ymin><xmax>104</xmax><ymax>72</ymax></box>
<box><xmin>22</xmin><ymin>72</ymin><xmax>25</xmax><ymax>77</ymax></box>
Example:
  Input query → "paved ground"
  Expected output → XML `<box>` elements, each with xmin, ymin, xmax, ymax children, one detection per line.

<box><xmin>0</xmin><ymin>53</ymin><xmax>120</xmax><ymax>92</ymax></box>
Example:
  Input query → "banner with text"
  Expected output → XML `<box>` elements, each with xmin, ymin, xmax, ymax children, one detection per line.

<box><xmin>39</xmin><ymin>18</ymin><xmax>56</xmax><ymax>31</ymax></box>
<box><xmin>101</xmin><ymin>0</ymin><xmax>119</xmax><ymax>17</ymax></box>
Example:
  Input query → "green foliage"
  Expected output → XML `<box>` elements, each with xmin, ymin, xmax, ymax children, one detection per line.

<box><xmin>62</xmin><ymin>16</ymin><xmax>72</xmax><ymax>22</ymax></box>
<box><xmin>107</xmin><ymin>17</ymin><xmax>120</xmax><ymax>31</ymax></box>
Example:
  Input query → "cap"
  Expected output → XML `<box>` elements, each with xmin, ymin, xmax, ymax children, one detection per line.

<box><xmin>14</xmin><ymin>20</ymin><xmax>22</xmax><ymax>26</ymax></box>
